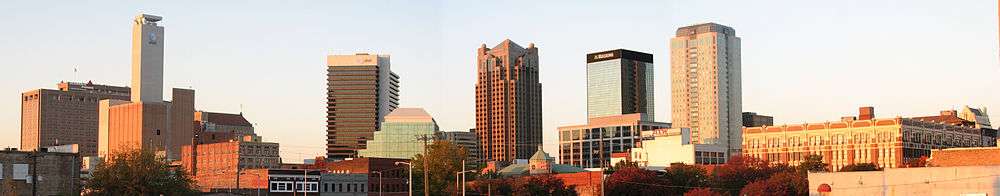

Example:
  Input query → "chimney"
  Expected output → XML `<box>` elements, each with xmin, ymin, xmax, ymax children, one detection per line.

<box><xmin>859</xmin><ymin>106</ymin><xmax>875</xmax><ymax>120</ymax></box>
<box><xmin>940</xmin><ymin>110</ymin><xmax>957</xmax><ymax>117</ymax></box>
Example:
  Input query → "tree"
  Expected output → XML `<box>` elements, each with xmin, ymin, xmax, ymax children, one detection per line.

<box><xmin>410</xmin><ymin>141</ymin><xmax>468</xmax><ymax>196</ymax></box>
<box><xmin>684</xmin><ymin>188</ymin><xmax>724</xmax><ymax>196</ymax></box>
<box><xmin>838</xmin><ymin>163</ymin><xmax>881</xmax><ymax>172</ymax></box>
<box><xmin>605</xmin><ymin>167</ymin><xmax>669</xmax><ymax>196</ymax></box>
<box><xmin>662</xmin><ymin>163</ymin><xmax>709</xmax><ymax>195</ymax></box>
<box><xmin>796</xmin><ymin>154</ymin><xmax>828</xmax><ymax>174</ymax></box>
<box><xmin>511</xmin><ymin>175</ymin><xmax>577</xmax><ymax>196</ymax></box>
<box><xmin>710</xmin><ymin>156</ymin><xmax>784</xmax><ymax>196</ymax></box>
<box><xmin>85</xmin><ymin>147</ymin><xmax>197</xmax><ymax>195</ymax></box>
<box><xmin>739</xmin><ymin>172</ymin><xmax>808</xmax><ymax>196</ymax></box>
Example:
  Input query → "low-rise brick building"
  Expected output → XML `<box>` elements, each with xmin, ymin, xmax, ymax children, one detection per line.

<box><xmin>0</xmin><ymin>149</ymin><xmax>81</xmax><ymax>196</ymax></box>
<box><xmin>181</xmin><ymin>135</ymin><xmax>281</xmax><ymax>192</ymax></box>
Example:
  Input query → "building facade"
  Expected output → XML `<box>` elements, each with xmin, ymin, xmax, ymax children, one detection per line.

<box><xmin>358</xmin><ymin>108</ymin><xmax>439</xmax><ymax>159</ymax></box>
<box><xmin>557</xmin><ymin>114</ymin><xmax>670</xmax><ymax>168</ymax></box>
<box><xmin>321</xmin><ymin>158</ymin><xmax>408</xmax><ymax>196</ymax></box>
<box><xmin>438</xmin><ymin>129</ymin><xmax>481</xmax><ymax>166</ymax></box>
<box><xmin>670</xmin><ymin>23</ymin><xmax>743</xmax><ymax>156</ymax></box>
<box><xmin>181</xmin><ymin>136</ymin><xmax>281</xmax><ymax>192</ymax></box>
<box><xmin>0</xmin><ymin>150</ymin><xmax>81</xmax><ymax>196</ymax></box>
<box><xmin>624</xmin><ymin>128</ymin><xmax>728</xmax><ymax>168</ymax></box>
<box><xmin>809</xmin><ymin>166</ymin><xmax>1000</xmax><ymax>196</ymax></box>
<box><xmin>326</xmin><ymin>53</ymin><xmax>400</xmax><ymax>160</ymax></box>
<box><xmin>586</xmin><ymin>49</ymin><xmax>654</xmax><ymax>121</ymax></box>
<box><xmin>97</xmin><ymin>14</ymin><xmax>195</xmax><ymax>160</ymax></box>
<box><xmin>742</xmin><ymin>112</ymin><xmax>774</xmax><ymax>127</ymax></box>
<box><xmin>21</xmin><ymin>81</ymin><xmax>130</xmax><ymax>157</ymax></box>
<box><xmin>195</xmin><ymin>111</ymin><xmax>254</xmax><ymax>135</ymax></box>
<box><xmin>475</xmin><ymin>39</ymin><xmax>543</xmax><ymax>163</ymax></box>
<box><xmin>742</xmin><ymin>107</ymin><xmax>996</xmax><ymax>170</ymax></box>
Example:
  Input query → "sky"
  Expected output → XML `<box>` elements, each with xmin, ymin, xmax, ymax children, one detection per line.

<box><xmin>1</xmin><ymin>0</ymin><xmax>997</xmax><ymax>163</ymax></box>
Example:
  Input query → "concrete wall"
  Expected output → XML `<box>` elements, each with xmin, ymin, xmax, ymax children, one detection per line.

<box><xmin>809</xmin><ymin>166</ymin><xmax>1000</xmax><ymax>196</ymax></box>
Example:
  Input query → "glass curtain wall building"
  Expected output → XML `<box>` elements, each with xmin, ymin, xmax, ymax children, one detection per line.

<box><xmin>586</xmin><ymin>49</ymin><xmax>654</xmax><ymax>122</ymax></box>
<box><xmin>358</xmin><ymin>108</ymin><xmax>438</xmax><ymax>159</ymax></box>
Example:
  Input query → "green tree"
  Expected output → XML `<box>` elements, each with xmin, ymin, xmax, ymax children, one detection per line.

<box><xmin>838</xmin><ymin>163</ymin><xmax>881</xmax><ymax>172</ymax></box>
<box><xmin>796</xmin><ymin>154</ymin><xmax>828</xmax><ymax>174</ymax></box>
<box><xmin>85</xmin><ymin>148</ymin><xmax>197</xmax><ymax>195</ymax></box>
<box><xmin>410</xmin><ymin>141</ymin><xmax>468</xmax><ymax>196</ymax></box>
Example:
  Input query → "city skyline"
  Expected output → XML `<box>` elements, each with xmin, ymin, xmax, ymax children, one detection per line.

<box><xmin>1</xmin><ymin>1</ymin><xmax>998</xmax><ymax>162</ymax></box>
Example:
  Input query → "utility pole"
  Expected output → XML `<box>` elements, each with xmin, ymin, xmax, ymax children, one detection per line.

<box><xmin>416</xmin><ymin>134</ymin><xmax>433</xmax><ymax>196</ymax></box>
<box><xmin>31</xmin><ymin>150</ymin><xmax>38</xmax><ymax>196</ymax></box>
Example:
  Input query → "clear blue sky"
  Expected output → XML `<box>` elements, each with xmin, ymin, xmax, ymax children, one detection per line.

<box><xmin>1</xmin><ymin>1</ymin><xmax>997</xmax><ymax>162</ymax></box>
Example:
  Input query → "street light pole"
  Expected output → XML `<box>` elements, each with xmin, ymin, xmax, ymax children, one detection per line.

<box><xmin>372</xmin><ymin>171</ymin><xmax>383</xmax><ymax>196</ymax></box>
<box><xmin>395</xmin><ymin>162</ymin><xmax>413</xmax><ymax>196</ymax></box>
<box><xmin>455</xmin><ymin>170</ymin><xmax>476</xmax><ymax>196</ymax></box>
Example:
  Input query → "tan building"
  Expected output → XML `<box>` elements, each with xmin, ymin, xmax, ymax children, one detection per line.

<box><xmin>181</xmin><ymin>135</ymin><xmax>280</xmax><ymax>192</ymax></box>
<box><xmin>476</xmin><ymin>39</ymin><xmax>543</xmax><ymax>163</ymax></box>
<box><xmin>743</xmin><ymin>107</ymin><xmax>996</xmax><ymax>171</ymax></box>
<box><xmin>21</xmin><ymin>81</ymin><xmax>129</xmax><ymax>157</ymax></box>
<box><xmin>326</xmin><ymin>53</ymin><xmax>399</xmax><ymax>160</ymax></box>
<box><xmin>557</xmin><ymin>114</ymin><xmax>670</xmax><ymax>168</ymax></box>
<box><xmin>809</xmin><ymin>166</ymin><xmax>1000</xmax><ymax>196</ymax></box>
<box><xmin>97</xmin><ymin>14</ymin><xmax>195</xmax><ymax>160</ymax></box>
<box><xmin>670</xmin><ymin>23</ymin><xmax>743</xmax><ymax>156</ymax></box>
<box><xmin>98</xmin><ymin>88</ymin><xmax>194</xmax><ymax>160</ymax></box>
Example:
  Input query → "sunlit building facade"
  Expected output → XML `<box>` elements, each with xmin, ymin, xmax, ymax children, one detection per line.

<box><xmin>475</xmin><ymin>39</ymin><xmax>542</xmax><ymax>163</ymax></box>
<box><xmin>743</xmin><ymin>107</ymin><xmax>997</xmax><ymax>171</ymax></box>
<box><xmin>357</xmin><ymin>108</ymin><xmax>438</xmax><ymax>159</ymax></box>
<box><xmin>326</xmin><ymin>53</ymin><xmax>400</xmax><ymax>160</ymax></box>
<box><xmin>670</xmin><ymin>23</ymin><xmax>743</xmax><ymax>156</ymax></box>
<box><xmin>557</xmin><ymin>114</ymin><xmax>670</xmax><ymax>168</ymax></box>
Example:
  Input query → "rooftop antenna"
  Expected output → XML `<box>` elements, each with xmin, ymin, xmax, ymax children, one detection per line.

<box><xmin>73</xmin><ymin>66</ymin><xmax>78</xmax><ymax>82</ymax></box>
<box><xmin>240</xmin><ymin>104</ymin><xmax>244</xmax><ymax>115</ymax></box>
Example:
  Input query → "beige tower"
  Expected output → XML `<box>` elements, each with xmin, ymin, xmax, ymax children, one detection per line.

<box><xmin>670</xmin><ymin>23</ymin><xmax>742</xmax><ymax>156</ymax></box>
<box><xmin>98</xmin><ymin>14</ymin><xmax>194</xmax><ymax>160</ymax></box>
<box><xmin>131</xmin><ymin>14</ymin><xmax>164</xmax><ymax>103</ymax></box>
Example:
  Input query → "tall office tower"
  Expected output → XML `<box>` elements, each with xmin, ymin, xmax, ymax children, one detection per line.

<box><xmin>131</xmin><ymin>14</ymin><xmax>164</xmax><ymax>103</ymax></box>
<box><xmin>326</xmin><ymin>53</ymin><xmax>399</xmax><ymax>160</ymax></box>
<box><xmin>21</xmin><ymin>81</ymin><xmax>130</xmax><ymax>157</ymax></box>
<box><xmin>358</xmin><ymin>108</ymin><xmax>439</xmax><ymax>159</ymax></box>
<box><xmin>98</xmin><ymin>14</ymin><xmax>194</xmax><ymax>160</ymax></box>
<box><xmin>475</xmin><ymin>39</ymin><xmax>542</xmax><ymax>163</ymax></box>
<box><xmin>586</xmin><ymin>49</ymin><xmax>654</xmax><ymax>121</ymax></box>
<box><xmin>670</xmin><ymin>23</ymin><xmax>743</xmax><ymax>155</ymax></box>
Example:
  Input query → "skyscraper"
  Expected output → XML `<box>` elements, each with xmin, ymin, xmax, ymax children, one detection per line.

<box><xmin>358</xmin><ymin>108</ymin><xmax>438</xmax><ymax>159</ymax></box>
<box><xmin>475</xmin><ymin>39</ymin><xmax>542</xmax><ymax>163</ymax></box>
<box><xmin>670</xmin><ymin>23</ymin><xmax>742</xmax><ymax>155</ymax></box>
<box><xmin>586</xmin><ymin>49</ymin><xmax>654</xmax><ymax>121</ymax></box>
<box><xmin>326</xmin><ymin>53</ymin><xmax>399</xmax><ymax>160</ymax></box>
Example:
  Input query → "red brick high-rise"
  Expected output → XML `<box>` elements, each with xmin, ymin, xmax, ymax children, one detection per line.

<box><xmin>475</xmin><ymin>39</ymin><xmax>542</xmax><ymax>163</ymax></box>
